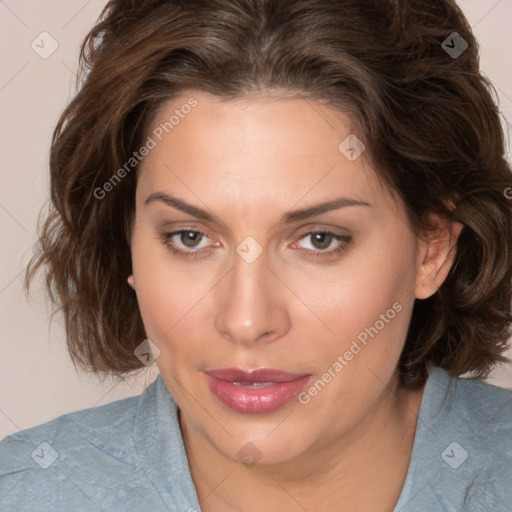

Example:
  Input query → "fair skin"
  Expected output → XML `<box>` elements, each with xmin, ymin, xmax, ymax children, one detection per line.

<box><xmin>129</xmin><ymin>90</ymin><xmax>463</xmax><ymax>511</ymax></box>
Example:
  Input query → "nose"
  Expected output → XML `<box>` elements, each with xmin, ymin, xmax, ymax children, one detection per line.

<box><xmin>214</xmin><ymin>250</ymin><xmax>290</xmax><ymax>347</ymax></box>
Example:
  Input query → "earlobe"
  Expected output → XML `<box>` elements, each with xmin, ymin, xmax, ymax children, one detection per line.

<box><xmin>414</xmin><ymin>214</ymin><xmax>464</xmax><ymax>300</ymax></box>
<box><xmin>127</xmin><ymin>274</ymin><xmax>135</xmax><ymax>289</ymax></box>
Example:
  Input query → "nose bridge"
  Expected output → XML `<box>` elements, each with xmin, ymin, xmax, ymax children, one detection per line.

<box><xmin>214</xmin><ymin>249</ymin><xmax>288</xmax><ymax>346</ymax></box>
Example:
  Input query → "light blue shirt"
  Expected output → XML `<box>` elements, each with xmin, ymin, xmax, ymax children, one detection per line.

<box><xmin>1</xmin><ymin>365</ymin><xmax>511</xmax><ymax>511</ymax></box>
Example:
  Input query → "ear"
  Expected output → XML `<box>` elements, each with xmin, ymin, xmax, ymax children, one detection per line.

<box><xmin>127</xmin><ymin>274</ymin><xmax>135</xmax><ymax>289</ymax></box>
<box><xmin>414</xmin><ymin>213</ymin><xmax>464</xmax><ymax>300</ymax></box>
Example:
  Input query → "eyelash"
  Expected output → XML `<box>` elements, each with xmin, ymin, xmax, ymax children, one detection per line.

<box><xmin>159</xmin><ymin>229</ymin><xmax>352</xmax><ymax>261</ymax></box>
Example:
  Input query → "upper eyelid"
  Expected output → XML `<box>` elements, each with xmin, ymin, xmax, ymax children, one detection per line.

<box><xmin>163</xmin><ymin>221</ymin><xmax>350</xmax><ymax>235</ymax></box>
<box><xmin>158</xmin><ymin>212</ymin><xmax>353</xmax><ymax>238</ymax></box>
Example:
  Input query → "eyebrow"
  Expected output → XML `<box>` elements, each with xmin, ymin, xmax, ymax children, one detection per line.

<box><xmin>145</xmin><ymin>192</ymin><xmax>372</xmax><ymax>224</ymax></box>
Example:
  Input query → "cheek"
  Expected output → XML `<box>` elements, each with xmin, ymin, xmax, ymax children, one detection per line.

<box><xmin>130</xmin><ymin>235</ymin><xmax>206</xmax><ymax>352</ymax></box>
<box><xmin>295</xmin><ymin>247</ymin><xmax>414</xmax><ymax>328</ymax></box>
<box><xmin>286</xmin><ymin>236</ymin><xmax>417</xmax><ymax>366</ymax></box>
<box><xmin>134</xmin><ymin>274</ymin><xmax>212</xmax><ymax>385</ymax></box>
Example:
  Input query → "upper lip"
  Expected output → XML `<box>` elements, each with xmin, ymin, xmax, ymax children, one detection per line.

<box><xmin>205</xmin><ymin>368</ymin><xmax>310</xmax><ymax>383</ymax></box>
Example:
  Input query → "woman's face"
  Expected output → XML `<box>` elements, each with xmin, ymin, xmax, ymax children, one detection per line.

<box><xmin>130</xmin><ymin>90</ymin><xmax>451</xmax><ymax>465</ymax></box>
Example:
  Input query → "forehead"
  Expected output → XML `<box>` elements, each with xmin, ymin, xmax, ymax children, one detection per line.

<box><xmin>148</xmin><ymin>90</ymin><xmax>359</xmax><ymax>157</ymax></box>
<box><xmin>136</xmin><ymin>90</ymin><xmax>398</xmax><ymax>223</ymax></box>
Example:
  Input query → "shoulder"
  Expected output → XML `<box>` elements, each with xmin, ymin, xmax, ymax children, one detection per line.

<box><xmin>0</xmin><ymin>379</ymin><xmax>163</xmax><ymax>511</ymax></box>
<box><xmin>0</xmin><ymin>391</ymin><xmax>142</xmax><ymax>473</ymax></box>
<box><xmin>421</xmin><ymin>365</ymin><xmax>511</xmax><ymax>439</ymax></box>
<box><xmin>447</xmin><ymin>371</ymin><xmax>512</xmax><ymax>509</ymax></box>
<box><xmin>405</xmin><ymin>365</ymin><xmax>512</xmax><ymax>511</ymax></box>
<box><xmin>446</xmin><ymin>370</ymin><xmax>512</xmax><ymax>456</ymax></box>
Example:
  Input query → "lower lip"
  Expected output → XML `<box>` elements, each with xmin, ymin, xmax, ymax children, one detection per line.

<box><xmin>205</xmin><ymin>374</ymin><xmax>311</xmax><ymax>414</ymax></box>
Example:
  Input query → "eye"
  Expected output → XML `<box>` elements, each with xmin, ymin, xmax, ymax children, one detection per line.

<box><xmin>294</xmin><ymin>230</ymin><xmax>352</xmax><ymax>260</ymax></box>
<box><xmin>159</xmin><ymin>228</ymin><xmax>351</xmax><ymax>261</ymax></box>
<box><xmin>160</xmin><ymin>229</ymin><xmax>216</xmax><ymax>259</ymax></box>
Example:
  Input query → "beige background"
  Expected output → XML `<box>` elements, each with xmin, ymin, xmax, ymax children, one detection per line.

<box><xmin>1</xmin><ymin>0</ymin><xmax>511</xmax><ymax>439</ymax></box>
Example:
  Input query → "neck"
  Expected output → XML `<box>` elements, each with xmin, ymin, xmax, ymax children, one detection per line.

<box><xmin>181</xmin><ymin>373</ymin><xmax>426</xmax><ymax>512</ymax></box>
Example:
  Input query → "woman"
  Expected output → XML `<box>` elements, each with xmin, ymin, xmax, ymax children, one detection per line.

<box><xmin>1</xmin><ymin>0</ymin><xmax>511</xmax><ymax>510</ymax></box>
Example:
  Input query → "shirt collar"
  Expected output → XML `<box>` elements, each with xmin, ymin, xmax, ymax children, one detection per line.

<box><xmin>134</xmin><ymin>373</ymin><xmax>201</xmax><ymax>510</ymax></box>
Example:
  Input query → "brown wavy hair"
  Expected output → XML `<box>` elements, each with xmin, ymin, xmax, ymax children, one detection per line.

<box><xmin>26</xmin><ymin>0</ymin><xmax>512</xmax><ymax>388</ymax></box>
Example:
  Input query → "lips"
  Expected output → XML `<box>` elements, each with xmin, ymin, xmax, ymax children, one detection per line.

<box><xmin>204</xmin><ymin>368</ymin><xmax>311</xmax><ymax>414</ymax></box>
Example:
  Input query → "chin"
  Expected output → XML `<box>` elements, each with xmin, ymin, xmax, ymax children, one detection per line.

<box><xmin>208</xmin><ymin>418</ymin><xmax>318</xmax><ymax>468</ymax></box>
